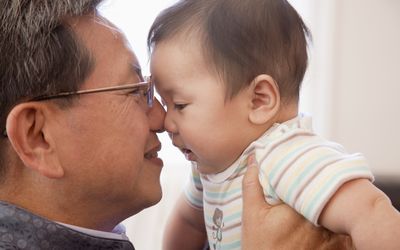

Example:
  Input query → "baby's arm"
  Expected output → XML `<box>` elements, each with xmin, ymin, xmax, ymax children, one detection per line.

<box><xmin>163</xmin><ymin>192</ymin><xmax>207</xmax><ymax>250</ymax></box>
<box><xmin>319</xmin><ymin>178</ymin><xmax>400</xmax><ymax>249</ymax></box>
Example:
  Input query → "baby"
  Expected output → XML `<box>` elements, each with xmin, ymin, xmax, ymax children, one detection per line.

<box><xmin>148</xmin><ymin>0</ymin><xmax>400</xmax><ymax>249</ymax></box>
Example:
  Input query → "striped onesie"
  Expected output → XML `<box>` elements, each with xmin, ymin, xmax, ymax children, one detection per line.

<box><xmin>184</xmin><ymin>114</ymin><xmax>374</xmax><ymax>250</ymax></box>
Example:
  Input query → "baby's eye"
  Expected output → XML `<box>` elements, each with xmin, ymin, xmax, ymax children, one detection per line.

<box><xmin>174</xmin><ymin>103</ymin><xmax>187</xmax><ymax>111</ymax></box>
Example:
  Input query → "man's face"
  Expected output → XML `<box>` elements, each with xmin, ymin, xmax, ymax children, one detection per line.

<box><xmin>50</xmin><ymin>16</ymin><xmax>165</xmax><ymax>219</ymax></box>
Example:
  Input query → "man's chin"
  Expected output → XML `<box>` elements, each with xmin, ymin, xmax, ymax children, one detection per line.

<box><xmin>150</xmin><ymin>191</ymin><xmax>163</xmax><ymax>206</ymax></box>
<box><xmin>143</xmin><ymin>187</ymin><xmax>163</xmax><ymax>208</ymax></box>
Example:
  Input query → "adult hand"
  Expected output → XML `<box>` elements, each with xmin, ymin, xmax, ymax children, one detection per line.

<box><xmin>241</xmin><ymin>154</ymin><xmax>354</xmax><ymax>250</ymax></box>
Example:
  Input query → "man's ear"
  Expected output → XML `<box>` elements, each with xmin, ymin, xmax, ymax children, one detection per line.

<box><xmin>5</xmin><ymin>103</ymin><xmax>64</xmax><ymax>178</ymax></box>
<box><xmin>248</xmin><ymin>74</ymin><xmax>280</xmax><ymax>125</ymax></box>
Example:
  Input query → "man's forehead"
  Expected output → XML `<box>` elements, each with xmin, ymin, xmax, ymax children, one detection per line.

<box><xmin>68</xmin><ymin>13</ymin><xmax>122</xmax><ymax>44</ymax></box>
<box><xmin>68</xmin><ymin>14</ymin><xmax>143</xmax><ymax>87</ymax></box>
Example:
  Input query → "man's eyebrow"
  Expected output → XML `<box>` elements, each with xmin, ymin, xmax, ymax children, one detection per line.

<box><xmin>131</xmin><ymin>64</ymin><xmax>144</xmax><ymax>80</ymax></box>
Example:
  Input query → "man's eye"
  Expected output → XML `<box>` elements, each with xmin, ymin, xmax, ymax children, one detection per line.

<box><xmin>126</xmin><ymin>89</ymin><xmax>148</xmax><ymax>106</ymax></box>
<box><xmin>174</xmin><ymin>103</ymin><xmax>187</xmax><ymax>110</ymax></box>
<box><xmin>128</xmin><ymin>89</ymin><xmax>145</xmax><ymax>97</ymax></box>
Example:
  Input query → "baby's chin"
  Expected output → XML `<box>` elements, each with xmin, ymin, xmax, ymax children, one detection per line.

<box><xmin>195</xmin><ymin>163</ymin><xmax>230</xmax><ymax>176</ymax></box>
<box><xmin>196</xmin><ymin>165</ymin><xmax>216</xmax><ymax>175</ymax></box>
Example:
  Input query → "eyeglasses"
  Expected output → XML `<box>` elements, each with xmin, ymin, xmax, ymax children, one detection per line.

<box><xmin>2</xmin><ymin>76</ymin><xmax>154</xmax><ymax>137</ymax></box>
<box><xmin>31</xmin><ymin>76</ymin><xmax>154</xmax><ymax>105</ymax></box>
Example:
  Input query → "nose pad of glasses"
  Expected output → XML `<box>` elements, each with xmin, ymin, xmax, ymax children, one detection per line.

<box><xmin>147</xmin><ymin>78</ymin><xmax>155</xmax><ymax>108</ymax></box>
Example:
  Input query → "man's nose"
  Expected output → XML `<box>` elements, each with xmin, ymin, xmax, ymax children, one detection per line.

<box><xmin>147</xmin><ymin>98</ymin><xmax>165</xmax><ymax>133</ymax></box>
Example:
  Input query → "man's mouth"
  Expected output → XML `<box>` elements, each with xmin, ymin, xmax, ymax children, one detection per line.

<box><xmin>144</xmin><ymin>150</ymin><xmax>159</xmax><ymax>159</ymax></box>
<box><xmin>144</xmin><ymin>144</ymin><xmax>163</xmax><ymax>166</ymax></box>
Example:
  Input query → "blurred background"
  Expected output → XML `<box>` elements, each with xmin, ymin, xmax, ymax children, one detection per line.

<box><xmin>99</xmin><ymin>1</ymin><xmax>400</xmax><ymax>249</ymax></box>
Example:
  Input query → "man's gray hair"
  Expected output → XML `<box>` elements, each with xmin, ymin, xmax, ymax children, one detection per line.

<box><xmin>0</xmin><ymin>0</ymin><xmax>103</xmax><ymax>178</ymax></box>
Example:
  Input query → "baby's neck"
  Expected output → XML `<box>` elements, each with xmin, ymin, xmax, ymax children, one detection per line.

<box><xmin>248</xmin><ymin>101</ymin><xmax>299</xmax><ymax>147</ymax></box>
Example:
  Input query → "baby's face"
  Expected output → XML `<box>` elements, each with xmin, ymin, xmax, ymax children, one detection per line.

<box><xmin>150</xmin><ymin>37</ymin><xmax>254</xmax><ymax>174</ymax></box>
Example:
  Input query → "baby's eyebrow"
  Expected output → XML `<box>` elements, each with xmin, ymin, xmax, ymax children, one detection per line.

<box><xmin>157</xmin><ymin>82</ymin><xmax>184</xmax><ymax>96</ymax></box>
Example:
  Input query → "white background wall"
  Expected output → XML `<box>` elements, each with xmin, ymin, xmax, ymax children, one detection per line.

<box><xmin>301</xmin><ymin>0</ymin><xmax>400</xmax><ymax>178</ymax></box>
<box><xmin>100</xmin><ymin>1</ymin><xmax>400</xmax><ymax>249</ymax></box>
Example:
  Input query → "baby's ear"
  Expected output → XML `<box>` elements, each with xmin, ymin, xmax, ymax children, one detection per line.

<box><xmin>248</xmin><ymin>74</ymin><xmax>280</xmax><ymax>125</ymax></box>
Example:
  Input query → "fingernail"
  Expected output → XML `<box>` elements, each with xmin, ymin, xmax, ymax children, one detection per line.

<box><xmin>247</xmin><ymin>154</ymin><xmax>256</xmax><ymax>166</ymax></box>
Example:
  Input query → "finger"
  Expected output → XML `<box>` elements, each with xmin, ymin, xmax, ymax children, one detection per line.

<box><xmin>242</xmin><ymin>154</ymin><xmax>271</xmax><ymax>211</ymax></box>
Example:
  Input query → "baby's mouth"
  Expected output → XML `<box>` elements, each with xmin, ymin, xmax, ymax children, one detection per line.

<box><xmin>181</xmin><ymin>148</ymin><xmax>192</xmax><ymax>155</ymax></box>
<box><xmin>181</xmin><ymin>148</ymin><xmax>196</xmax><ymax>161</ymax></box>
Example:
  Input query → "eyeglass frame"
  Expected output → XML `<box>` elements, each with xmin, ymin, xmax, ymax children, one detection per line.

<box><xmin>2</xmin><ymin>76</ymin><xmax>154</xmax><ymax>137</ymax></box>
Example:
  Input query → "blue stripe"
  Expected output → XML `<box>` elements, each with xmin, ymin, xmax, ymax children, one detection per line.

<box><xmin>268</xmin><ymin>141</ymin><xmax>317</xmax><ymax>181</ymax></box>
<box><xmin>224</xmin><ymin>211</ymin><xmax>241</xmax><ymax>222</ymax></box>
<box><xmin>204</xmin><ymin>187</ymin><xmax>241</xmax><ymax>200</ymax></box>
<box><xmin>193</xmin><ymin>176</ymin><xmax>202</xmax><ymax>187</ymax></box>
<box><xmin>304</xmin><ymin>165</ymin><xmax>370</xmax><ymax>219</ymax></box>
<box><xmin>284</xmin><ymin>153</ymin><xmax>337</xmax><ymax>203</ymax></box>
<box><xmin>221</xmin><ymin>240</ymin><xmax>241</xmax><ymax>250</ymax></box>
<box><xmin>204</xmin><ymin>211</ymin><xmax>241</xmax><ymax>224</ymax></box>
<box><xmin>184</xmin><ymin>189</ymin><xmax>203</xmax><ymax>207</ymax></box>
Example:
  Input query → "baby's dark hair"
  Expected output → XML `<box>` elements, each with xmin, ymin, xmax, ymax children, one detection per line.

<box><xmin>148</xmin><ymin>0</ymin><xmax>311</xmax><ymax>102</ymax></box>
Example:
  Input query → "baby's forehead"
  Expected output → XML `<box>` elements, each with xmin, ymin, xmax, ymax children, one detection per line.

<box><xmin>157</xmin><ymin>28</ymin><xmax>204</xmax><ymax>51</ymax></box>
<box><xmin>151</xmin><ymin>40</ymin><xmax>216</xmax><ymax>74</ymax></box>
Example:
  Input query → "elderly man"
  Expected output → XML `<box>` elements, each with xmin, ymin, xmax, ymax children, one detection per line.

<box><xmin>0</xmin><ymin>0</ymin><xmax>351</xmax><ymax>249</ymax></box>
<box><xmin>1</xmin><ymin>0</ymin><xmax>164</xmax><ymax>248</ymax></box>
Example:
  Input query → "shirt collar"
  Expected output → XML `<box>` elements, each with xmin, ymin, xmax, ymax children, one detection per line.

<box><xmin>57</xmin><ymin>222</ymin><xmax>129</xmax><ymax>241</ymax></box>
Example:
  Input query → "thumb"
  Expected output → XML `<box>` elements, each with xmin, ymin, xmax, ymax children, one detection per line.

<box><xmin>242</xmin><ymin>154</ymin><xmax>271</xmax><ymax>211</ymax></box>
